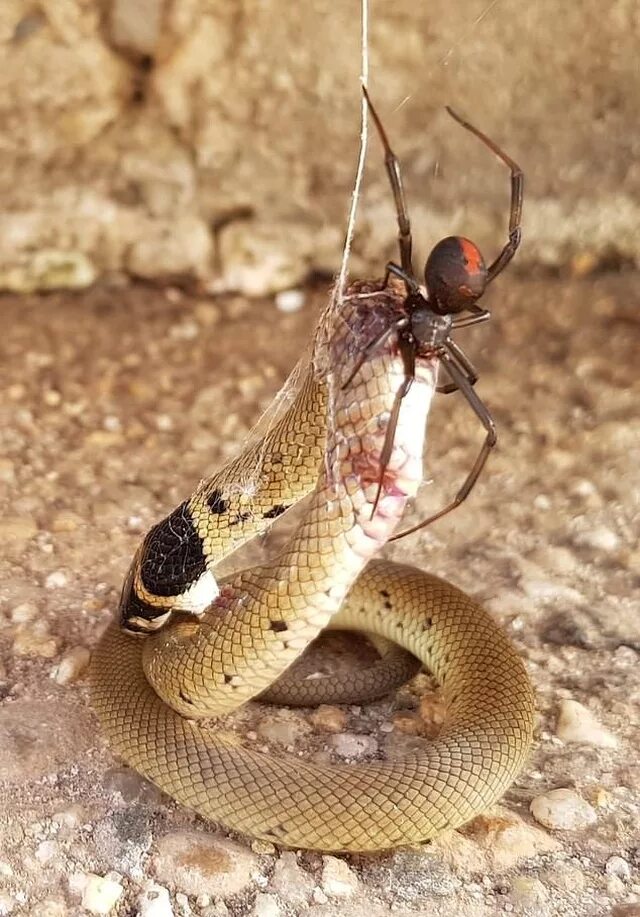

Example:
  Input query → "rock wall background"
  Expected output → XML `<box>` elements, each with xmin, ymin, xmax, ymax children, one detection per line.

<box><xmin>1</xmin><ymin>0</ymin><xmax>639</xmax><ymax>294</ymax></box>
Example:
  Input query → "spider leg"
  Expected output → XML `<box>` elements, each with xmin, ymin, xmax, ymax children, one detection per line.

<box><xmin>446</xmin><ymin>106</ymin><xmax>523</xmax><ymax>285</ymax></box>
<box><xmin>341</xmin><ymin>316</ymin><xmax>409</xmax><ymax>392</ymax></box>
<box><xmin>383</xmin><ymin>261</ymin><xmax>421</xmax><ymax>294</ymax></box>
<box><xmin>390</xmin><ymin>346</ymin><xmax>496</xmax><ymax>541</ymax></box>
<box><xmin>437</xmin><ymin>337</ymin><xmax>478</xmax><ymax>394</ymax></box>
<box><xmin>451</xmin><ymin>307</ymin><xmax>491</xmax><ymax>330</ymax></box>
<box><xmin>363</xmin><ymin>87</ymin><xmax>415</xmax><ymax>281</ymax></box>
<box><xmin>370</xmin><ymin>333</ymin><xmax>416</xmax><ymax>518</ymax></box>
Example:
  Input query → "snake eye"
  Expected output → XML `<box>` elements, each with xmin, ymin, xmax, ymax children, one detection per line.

<box><xmin>425</xmin><ymin>236</ymin><xmax>487</xmax><ymax>315</ymax></box>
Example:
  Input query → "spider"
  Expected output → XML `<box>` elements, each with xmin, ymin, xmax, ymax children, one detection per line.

<box><xmin>345</xmin><ymin>87</ymin><xmax>523</xmax><ymax>539</ymax></box>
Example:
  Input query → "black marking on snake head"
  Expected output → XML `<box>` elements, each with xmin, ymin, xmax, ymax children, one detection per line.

<box><xmin>223</xmin><ymin>673</ymin><xmax>234</xmax><ymax>685</ymax></box>
<box><xmin>229</xmin><ymin>511</ymin><xmax>252</xmax><ymax>527</ymax></box>
<box><xmin>380</xmin><ymin>589</ymin><xmax>390</xmax><ymax>599</ymax></box>
<box><xmin>423</xmin><ymin>617</ymin><xmax>433</xmax><ymax>630</ymax></box>
<box><xmin>383</xmin><ymin>600</ymin><xmax>393</xmax><ymax>611</ymax></box>
<box><xmin>263</xmin><ymin>503</ymin><xmax>288</xmax><ymax>520</ymax></box>
<box><xmin>207</xmin><ymin>489</ymin><xmax>228</xmax><ymax>514</ymax></box>
<box><xmin>179</xmin><ymin>688</ymin><xmax>196</xmax><ymax>706</ymax></box>
<box><xmin>139</xmin><ymin>501</ymin><xmax>207</xmax><ymax>597</ymax></box>
<box><xmin>270</xmin><ymin>620</ymin><xmax>288</xmax><ymax>633</ymax></box>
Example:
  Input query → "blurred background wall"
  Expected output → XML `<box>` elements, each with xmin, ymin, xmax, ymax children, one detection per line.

<box><xmin>1</xmin><ymin>0</ymin><xmax>638</xmax><ymax>295</ymax></box>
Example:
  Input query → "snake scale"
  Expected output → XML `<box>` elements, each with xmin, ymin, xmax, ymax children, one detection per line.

<box><xmin>91</xmin><ymin>283</ymin><xmax>534</xmax><ymax>852</ymax></box>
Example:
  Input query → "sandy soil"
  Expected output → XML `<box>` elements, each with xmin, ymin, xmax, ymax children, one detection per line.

<box><xmin>0</xmin><ymin>273</ymin><xmax>638</xmax><ymax>917</ymax></box>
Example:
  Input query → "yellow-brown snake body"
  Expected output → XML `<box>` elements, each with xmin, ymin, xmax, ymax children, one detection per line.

<box><xmin>91</xmin><ymin>284</ymin><xmax>534</xmax><ymax>852</ymax></box>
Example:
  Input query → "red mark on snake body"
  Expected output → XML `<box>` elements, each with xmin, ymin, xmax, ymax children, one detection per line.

<box><xmin>351</xmin><ymin>451</ymin><xmax>403</xmax><ymax>501</ymax></box>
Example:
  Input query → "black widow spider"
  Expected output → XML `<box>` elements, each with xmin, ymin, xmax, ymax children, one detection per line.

<box><xmin>344</xmin><ymin>87</ymin><xmax>523</xmax><ymax>539</ymax></box>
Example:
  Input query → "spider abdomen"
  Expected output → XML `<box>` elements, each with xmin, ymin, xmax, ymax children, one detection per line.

<box><xmin>425</xmin><ymin>236</ymin><xmax>488</xmax><ymax>315</ymax></box>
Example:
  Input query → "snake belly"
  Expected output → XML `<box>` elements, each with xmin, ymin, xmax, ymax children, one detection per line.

<box><xmin>90</xmin><ymin>284</ymin><xmax>534</xmax><ymax>853</ymax></box>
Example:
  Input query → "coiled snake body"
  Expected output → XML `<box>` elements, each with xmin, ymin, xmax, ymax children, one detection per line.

<box><xmin>91</xmin><ymin>284</ymin><xmax>534</xmax><ymax>852</ymax></box>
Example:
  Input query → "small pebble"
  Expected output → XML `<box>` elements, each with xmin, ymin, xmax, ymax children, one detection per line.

<box><xmin>45</xmin><ymin>570</ymin><xmax>68</xmax><ymax>589</ymax></box>
<box><xmin>321</xmin><ymin>856</ymin><xmax>358</xmax><ymax>898</ymax></box>
<box><xmin>509</xmin><ymin>876</ymin><xmax>549</xmax><ymax>909</ymax></box>
<box><xmin>606</xmin><ymin>856</ymin><xmax>631</xmax><ymax>880</ymax></box>
<box><xmin>0</xmin><ymin>517</ymin><xmax>38</xmax><ymax>541</ymax></box>
<box><xmin>169</xmin><ymin>320</ymin><xmax>199</xmax><ymax>340</ymax></box>
<box><xmin>530</xmin><ymin>788</ymin><xmax>597</xmax><ymax>830</ymax></box>
<box><xmin>419</xmin><ymin>694</ymin><xmax>446</xmax><ymax>735</ymax></box>
<box><xmin>257</xmin><ymin>718</ymin><xmax>306</xmax><ymax>746</ymax></box>
<box><xmin>574</xmin><ymin>526</ymin><xmax>620</xmax><ymax>552</ymax></box>
<box><xmin>10</xmin><ymin>602</ymin><xmax>37</xmax><ymax>623</ymax></box>
<box><xmin>250</xmin><ymin>839</ymin><xmax>276</xmax><ymax>855</ymax></box>
<box><xmin>174</xmin><ymin>893</ymin><xmax>189</xmax><ymax>914</ymax></box>
<box><xmin>270</xmin><ymin>852</ymin><xmax>314</xmax><ymax>907</ymax></box>
<box><xmin>152</xmin><ymin>831</ymin><xmax>260</xmax><ymax>897</ymax></box>
<box><xmin>275</xmin><ymin>289</ymin><xmax>305</xmax><ymax>312</ymax></box>
<box><xmin>51</xmin><ymin>646</ymin><xmax>91</xmax><ymax>685</ymax></box>
<box><xmin>0</xmin><ymin>894</ymin><xmax>16</xmax><ymax>916</ymax></box>
<box><xmin>13</xmin><ymin>624</ymin><xmax>59</xmax><ymax>658</ymax></box>
<box><xmin>607</xmin><ymin>876</ymin><xmax>626</xmax><ymax>897</ymax></box>
<box><xmin>329</xmin><ymin>733</ymin><xmax>378</xmax><ymax>759</ymax></box>
<box><xmin>519</xmin><ymin>577</ymin><xmax>583</xmax><ymax>604</ymax></box>
<box><xmin>556</xmin><ymin>699</ymin><xmax>618</xmax><ymax>748</ymax></box>
<box><xmin>309</xmin><ymin>705</ymin><xmax>348</xmax><ymax>733</ymax></box>
<box><xmin>35</xmin><ymin>840</ymin><xmax>58</xmax><ymax>864</ymax></box>
<box><xmin>80</xmin><ymin>874</ymin><xmax>124</xmax><ymax>914</ymax></box>
<box><xmin>137</xmin><ymin>883</ymin><xmax>174</xmax><ymax>917</ymax></box>
<box><xmin>391</xmin><ymin>711</ymin><xmax>423</xmax><ymax>735</ymax></box>
<box><xmin>251</xmin><ymin>893</ymin><xmax>280</xmax><ymax>917</ymax></box>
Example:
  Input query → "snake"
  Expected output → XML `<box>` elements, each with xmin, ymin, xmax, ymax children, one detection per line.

<box><xmin>90</xmin><ymin>282</ymin><xmax>534</xmax><ymax>852</ymax></box>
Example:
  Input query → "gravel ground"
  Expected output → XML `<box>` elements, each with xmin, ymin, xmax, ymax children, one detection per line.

<box><xmin>0</xmin><ymin>273</ymin><xmax>638</xmax><ymax>917</ymax></box>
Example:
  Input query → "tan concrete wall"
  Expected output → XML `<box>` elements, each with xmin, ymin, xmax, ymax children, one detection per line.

<box><xmin>1</xmin><ymin>0</ymin><xmax>638</xmax><ymax>293</ymax></box>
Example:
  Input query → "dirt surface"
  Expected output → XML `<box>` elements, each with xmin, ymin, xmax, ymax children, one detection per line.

<box><xmin>0</xmin><ymin>273</ymin><xmax>638</xmax><ymax>916</ymax></box>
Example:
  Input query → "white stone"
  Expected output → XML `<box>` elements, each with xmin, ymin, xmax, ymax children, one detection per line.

<box><xmin>605</xmin><ymin>855</ymin><xmax>631</xmax><ymax>880</ymax></box>
<box><xmin>321</xmin><ymin>856</ymin><xmax>358</xmax><ymax>898</ymax></box>
<box><xmin>137</xmin><ymin>883</ymin><xmax>174</xmax><ymax>917</ymax></box>
<box><xmin>575</xmin><ymin>526</ymin><xmax>620</xmax><ymax>552</ymax></box>
<box><xmin>10</xmin><ymin>602</ymin><xmax>37</xmax><ymax>623</ymax></box>
<box><xmin>45</xmin><ymin>571</ymin><xmax>68</xmax><ymax>589</ymax></box>
<box><xmin>35</xmin><ymin>840</ymin><xmax>58</xmax><ymax>864</ymax></box>
<box><xmin>556</xmin><ymin>699</ymin><xmax>618</xmax><ymax>748</ymax></box>
<box><xmin>329</xmin><ymin>733</ymin><xmax>378</xmax><ymax>759</ymax></box>
<box><xmin>530</xmin><ymin>789</ymin><xmax>597</xmax><ymax>830</ymax></box>
<box><xmin>81</xmin><ymin>875</ymin><xmax>124</xmax><ymax>914</ymax></box>
<box><xmin>275</xmin><ymin>289</ymin><xmax>305</xmax><ymax>312</ymax></box>
<box><xmin>0</xmin><ymin>894</ymin><xmax>16</xmax><ymax>916</ymax></box>
<box><xmin>270</xmin><ymin>853</ymin><xmax>314</xmax><ymax>907</ymax></box>
<box><xmin>51</xmin><ymin>647</ymin><xmax>91</xmax><ymax>685</ymax></box>
<box><xmin>251</xmin><ymin>893</ymin><xmax>281</xmax><ymax>917</ymax></box>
